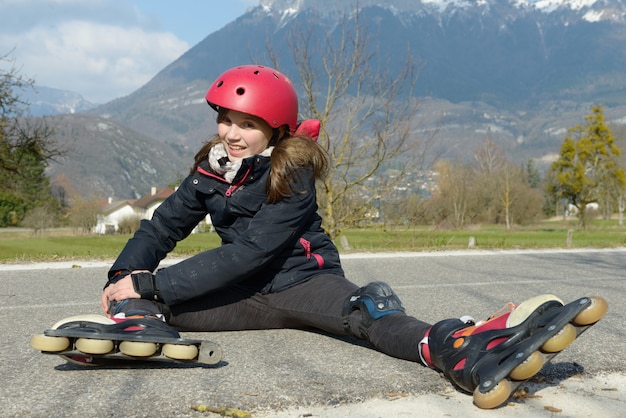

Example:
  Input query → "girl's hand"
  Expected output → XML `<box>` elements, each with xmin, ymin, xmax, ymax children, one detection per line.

<box><xmin>100</xmin><ymin>270</ymin><xmax>148</xmax><ymax>315</ymax></box>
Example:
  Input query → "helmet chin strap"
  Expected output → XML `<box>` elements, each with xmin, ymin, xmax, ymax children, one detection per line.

<box><xmin>268</xmin><ymin>129</ymin><xmax>284</xmax><ymax>146</ymax></box>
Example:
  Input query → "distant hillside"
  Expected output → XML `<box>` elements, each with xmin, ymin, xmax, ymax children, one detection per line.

<box><xmin>47</xmin><ymin>96</ymin><xmax>626</xmax><ymax>201</ymax></box>
<box><xmin>22</xmin><ymin>86</ymin><xmax>98</xmax><ymax>116</ymax></box>
<box><xmin>46</xmin><ymin>114</ymin><xmax>190</xmax><ymax>199</ymax></box>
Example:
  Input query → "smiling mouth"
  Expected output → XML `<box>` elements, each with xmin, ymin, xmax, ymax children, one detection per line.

<box><xmin>228</xmin><ymin>144</ymin><xmax>246</xmax><ymax>151</ymax></box>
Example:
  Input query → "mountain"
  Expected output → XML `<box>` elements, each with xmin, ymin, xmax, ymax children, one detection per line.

<box><xmin>46</xmin><ymin>114</ymin><xmax>189</xmax><ymax>199</ymax></box>
<box><xmin>255</xmin><ymin>0</ymin><xmax>626</xmax><ymax>106</ymax></box>
<box><xmin>59</xmin><ymin>0</ymin><xmax>626</xmax><ymax>197</ymax></box>
<box><xmin>22</xmin><ymin>86</ymin><xmax>98</xmax><ymax>116</ymax></box>
<box><xmin>93</xmin><ymin>0</ymin><xmax>626</xmax><ymax>130</ymax></box>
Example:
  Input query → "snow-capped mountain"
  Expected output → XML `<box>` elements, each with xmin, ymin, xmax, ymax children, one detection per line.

<box><xmin>259</xmin><ymin>0</ymin><xmax>626</xmax><ymax>22</ymax></box>
<box><xmin>61</xmin><ymin>0</ymin><xmax>626</xmax><ymax>197</ymax></box>
<box><xmin>95</xmin><ymin>0</ymin><xmax>626</xmax><ymax>128</ymax></box>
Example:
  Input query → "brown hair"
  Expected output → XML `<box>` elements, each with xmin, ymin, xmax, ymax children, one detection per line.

<box><xmin>267</xmin><ymin>135</ymin><xmax>328</xmax><ymax>203</ymax></box>
<box><xmin>192</xmin><ymin>135</ymin><xmax>221</xmax><ymax>173</ymax></box>
<box><xmin>191</xmin><ymin>134</ymin><xmax>328</xmax><ymax>204</ymax></box>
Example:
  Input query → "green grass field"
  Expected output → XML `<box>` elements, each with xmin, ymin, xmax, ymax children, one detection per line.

<box><xmin>0</xmin><ymin>219</ymin><xmax>624</xmax><ymax>263</ymax></box>
<box><xmin>0</xmin><ymin>231</ymin><xmax>223</xmax><ymax>263</ymax></box>
<box><xmin>340</xmin><ymin>221</ymin><xmax>626</xmax><ymax>252</ymax></box>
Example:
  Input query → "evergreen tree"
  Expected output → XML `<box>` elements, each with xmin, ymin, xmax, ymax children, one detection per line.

<box><xmin>524</xmin><ymin>158</ymin><xmax>542</xmax><ymax>189</ymax></box>
<box><xmin>547</xmin><ymin>105</ymin><xmax>625</xmax><ymax>228</ymax></box>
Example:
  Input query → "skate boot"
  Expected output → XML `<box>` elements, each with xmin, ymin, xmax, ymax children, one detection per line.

<box><xmin>419</xmin><ymin>294</ymin><xmax>607</xmax><ymax>409</ymax></box>
<box><xmin>30</xmin><ymin>313</ymin><xmax>222</xmax><ymax>366</ymax></box>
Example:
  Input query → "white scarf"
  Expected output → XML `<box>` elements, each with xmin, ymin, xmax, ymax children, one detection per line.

<box><xmin>208</xmin><ymin>142</ymin><xmax>274</xmax><ymax>183</ymax></box>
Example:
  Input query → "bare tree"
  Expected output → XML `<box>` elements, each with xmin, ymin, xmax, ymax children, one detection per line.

<box><xmin>509</xmin><ymin>177</ymin><xmax>544</xmax><ymax>226</ymax></box>
<box><xmin>51</xmin><ymin>173</ymin><xmax>76</xmax><ymax>212</ymax></box>
<box><xmin>430</xmin><ymin>137</ymin><xmax>543</xmax><ymax>229</ymax></box>
<box><xmin>474</xmin><ymin>136</ymin><xmax>506</xmax><ymax>175</ymax></box>
<box><xmin>431</xmin><ymin>160</ymin><xmax>473</xmax><ymax>228</ymax></box>
<box><xmin>609</xmin><ymin>124</ymin><xmax>626</xmax><ymax>225</ymax></box>
<box><xmin>492</xmin><ymin>163</ymin><xmax>543</xmax><ymax>229</ymax></box>
<box><xmin>268</xmin><ymin>8</ymin><xmax>435</xmax><ymax>238</ymax></box>
<box><xmin>118</xmin><ymin>214</ymin><xmax>143</xmax><ymax>234</ymax></box>
<box><xmin>1</xmin><ymin>53</ymin><xmax>64</xmax><ymax>173</ymax></box>
<box><xmin>22</xmin><ymin>205</ymin><xmax>57</xmax><ymax>235</ymax></box>
<box><xmin>473</xmin><ymin>138</ymin><xmax>509</xmax><ymax>227</ymax></box>
<box><xmin>69</xmin><ymin>199</ymin><xmax>101</xmax><ymax>235</ymax></box>
<box><xmin>474</xmin><ymin>138</ymin><xmax>544</xmax><ymax>228</ymax></box>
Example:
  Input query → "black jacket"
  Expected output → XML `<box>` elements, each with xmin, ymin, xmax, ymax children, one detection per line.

<box><xmin>109</xmin><ymin>154</ymin><xmax>344</xmax><ymax>305</ymax></box>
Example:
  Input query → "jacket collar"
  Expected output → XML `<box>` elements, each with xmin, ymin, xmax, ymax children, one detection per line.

<box><xmin>198</xmin><ymin>153</ymin><xmax>271</xmax><ymax>184</ymax></box>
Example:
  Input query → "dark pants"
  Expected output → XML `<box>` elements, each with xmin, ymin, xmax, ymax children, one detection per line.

<box><xmin>122</xmin><ymin>274</ymin><xmax>430</xmax><ymax>363</ymax></box>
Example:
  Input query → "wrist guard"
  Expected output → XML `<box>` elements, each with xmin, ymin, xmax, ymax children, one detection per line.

<box><xmin>131</xmin><ymin>272</ymin><xmax>163</xmax><ymax>302</ymax></box>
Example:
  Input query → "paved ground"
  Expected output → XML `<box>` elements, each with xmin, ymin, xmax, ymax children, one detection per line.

<box><xmin>1</xmin><ymin>248</ymin><xmax>625</xmax><ymax>417</ymax></box>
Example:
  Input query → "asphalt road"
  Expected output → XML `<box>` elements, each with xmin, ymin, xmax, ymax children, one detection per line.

<box><xmin>1</xmin><ymin>248</ymin><xmax>624</xmax><ymax>417</ymax></box>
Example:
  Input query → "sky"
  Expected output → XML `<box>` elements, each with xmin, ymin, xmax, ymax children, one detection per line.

<box><xmin>0</xmin><ymin>0</ymin><xmax>258</xmax><ymax>104</ymax></box>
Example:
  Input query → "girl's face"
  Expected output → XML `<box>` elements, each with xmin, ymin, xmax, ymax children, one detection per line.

<box><xmin>217</xmin><ymin>109</ymin><xmax>273</xmax><ymax>162</ymax></box>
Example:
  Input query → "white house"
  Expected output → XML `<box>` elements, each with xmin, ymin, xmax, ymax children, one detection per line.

<box><xmin>94</xmin><ymin>198</ymin><xmax>137</xmax><ymax>235</ymax></box>
<box><xmin>95</xmin><ymin>186</ymin><xmax>213</xmax><ymax>234</ymax></box>
<box><xmin>565</xmin><ymin>202</ymin><xmax>600</xmax><ymax>216</ymax></box>
<box><xmin>130</xmin><ymin>186</ymin><xmax>175</xmax><ymax>221</ymax></box>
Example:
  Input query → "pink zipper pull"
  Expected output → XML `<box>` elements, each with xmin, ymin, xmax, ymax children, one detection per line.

<box><xmin>224</xmin><ymin>166</ymin><xmax>253</xmax><ymax>197</ymax></box>
<box><xmin>300</xmin><ymin>238</ymin><xmax>311</xmax><ymax>259</ymax></box>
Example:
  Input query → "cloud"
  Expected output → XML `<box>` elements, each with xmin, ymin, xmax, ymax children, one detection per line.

<box><xmin>0</xmin><ymin>0</ymin><xmax>189</xmax><ymax>103</ymax></box>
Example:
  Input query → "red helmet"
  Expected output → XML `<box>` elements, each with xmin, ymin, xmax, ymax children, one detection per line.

<box><xmin>205</xmin><ymin>65</ymin><xmax>298</xmax><ymax>132</ymax></box>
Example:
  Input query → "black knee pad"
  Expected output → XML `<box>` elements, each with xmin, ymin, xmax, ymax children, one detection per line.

<box><xmin>342</xmin><ymin>281</ymin><xmax>405</xmax><ymax>337</ymax></box>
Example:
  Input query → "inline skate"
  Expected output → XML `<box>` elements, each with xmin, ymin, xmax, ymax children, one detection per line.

<box><xmin>419</xmin><ymin>294</ymin><xmax>608</xmax><ymax>409</ymax></box>
<box><xmin>30</xmin><ymin>313</ymin><xmax>222</xmax><ymax>366</ymax></box>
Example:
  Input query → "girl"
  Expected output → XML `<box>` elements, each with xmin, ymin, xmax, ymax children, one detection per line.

<box><xmin>38</xmin><ymin>65</ymin><xmax>607</xmax><ymax>409</ymax></box>
<box><xmin>100</xmin><ymin>64</ymin><xmax>424</xmax><ymax>362</ymax></box>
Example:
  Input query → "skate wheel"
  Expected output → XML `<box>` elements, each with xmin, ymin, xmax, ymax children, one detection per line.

<box><xmin>509</xmin><ymin>351</ymin><xmax>544</xmax><ymax>381</ymax></box>
<box><xmin>119</xmin><ymin>341</ymin><xmax>157</xmax><ymax>357</ymax></box>
<box><xmin>542</xmin><ymin>323</ymin><xmax>576</xmax><ymax>353</ymax></box>
<box><xmin>573</xmin><ymin>296</ymin><xmax>608</xmax><ymax>325</ymax></box>
<box><xmin>507</xmin><ymin>294</ymin><xmax>563</xmax><ymax>327</ymax></box>
<box><xmin>198</xmin><ymin>343</ymin><xmax>223</xmax><ymax>365</ymax></box>
<box><xmin>162</xmin><ymin>343</ymin><xmax>199</xmax><ymax>360</ymax></box>
<box><xmin>473</xmin><ymin>379</ymin><xmax>512</xmax><ymax>409</ymax></box>
<box><xmin>30</xmin><ymin>334</ymin><xmax>70</xmax><ymax>352</ymax></box>
<box><xmin>75</xmin><ymin>338</ymin><xmax>114</xmax><ymax>355</ymax></box>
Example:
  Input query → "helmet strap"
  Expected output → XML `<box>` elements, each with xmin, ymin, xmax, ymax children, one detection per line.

<box><xmin>269</xmin><ymin>127</ymin><xmax>288</xmax><ymax>146</ymax></box>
